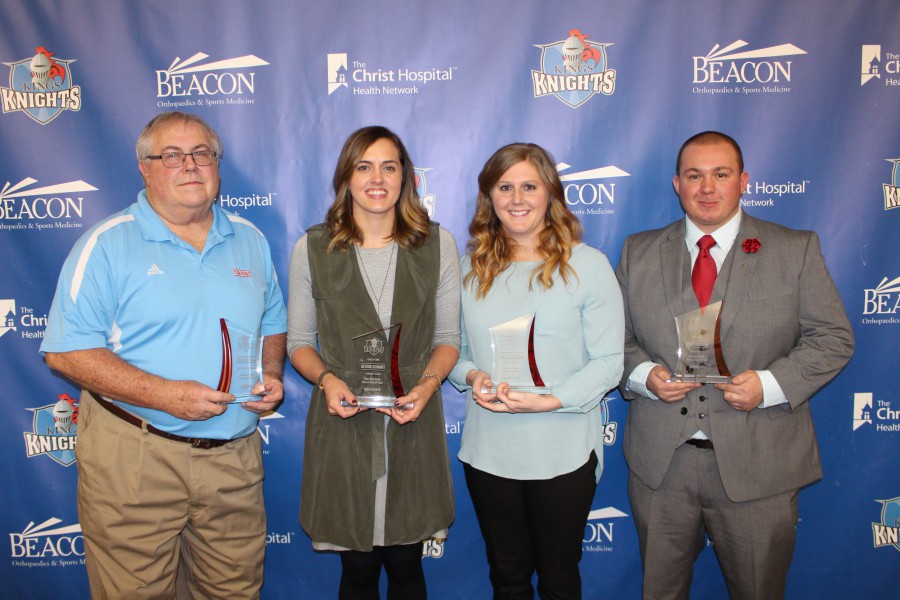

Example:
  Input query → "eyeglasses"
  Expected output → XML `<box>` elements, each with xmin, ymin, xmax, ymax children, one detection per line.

<box><xmin>145</xmin><ymin>150</ymin><xmax>219</xmax><ymax>168</ymax></box>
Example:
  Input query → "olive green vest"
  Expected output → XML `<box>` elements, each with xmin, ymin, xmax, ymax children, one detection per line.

<box><xmin>299</xmin><ymin>224</ymin><xmax>454</xmax><ymax>551</ymax></box>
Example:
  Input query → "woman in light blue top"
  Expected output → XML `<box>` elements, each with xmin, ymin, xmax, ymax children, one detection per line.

<box><xmin>449</xmin><ymin>143</ymin><xmax>624</xmax><ymax>599</ymax></box>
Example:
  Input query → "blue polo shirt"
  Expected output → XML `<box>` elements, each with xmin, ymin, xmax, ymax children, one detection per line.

<box><xmin>41</xmin><ymin>190</ymin><xmax>287</xmax><ymax>439</ymax></box>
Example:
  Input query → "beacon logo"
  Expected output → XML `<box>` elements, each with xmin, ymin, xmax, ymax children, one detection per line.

<box><xmin>0</xmin><ymin>177</ymin><xmax>98</xmax><ymax>229</ymax></box>
<box><xmin>583</xmin><ymin>506</ymin><xmax>629</xmax><ymax>552</ymax></box>
<box><xmin>691</xmin><ymin>40</ymin><xmax>806</xmax><ymax>95</ymax></box>
<box><xmin>861</xmin><ymin>276</ymin><xmax>900</xmax><ymax>324</ymax></box>
<box><xmin>9</xmin><ymin>518</ymin><xmax>84</xmax><ymax>564</ymax></box>
<box><xmin>258</xmin><ymin>410</ymin><xmax>284</xmax><ymax>456</ymax></box>
<box><xmin>559</xmin><ymin>161</ymin><xmax>629</xmax><ymax>217</ymax></box>
<box><xmin>1</xmin><ymin>46</ymin><xmax>82</xmax><ymax>124</ymax></box>
<box><xmin>155</xmin><ymin>52</ymin><xmax>269</xmax><ymax>107</ymax></box>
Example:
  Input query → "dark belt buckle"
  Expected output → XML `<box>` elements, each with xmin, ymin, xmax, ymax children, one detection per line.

<box><xmin>191</xmin><ymin>438</ymin><xmax>213</xmax><ymax>449</ymax></box>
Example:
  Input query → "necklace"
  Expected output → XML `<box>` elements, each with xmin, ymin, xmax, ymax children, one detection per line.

<box><xmin>356</xmin><ymin>242</ymin><xmax>396</xmax><ymax>313</ymax></box>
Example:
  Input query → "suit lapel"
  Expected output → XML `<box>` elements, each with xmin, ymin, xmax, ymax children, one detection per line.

<box><xmin>661</xmin><ymin>221</ymin><xmax>688</xmax><ymax>320</ymax></box>
<box><xmin>720</xmin><ymin>215</ymin><xmax>762</xmax><ymax>338</ymax></box>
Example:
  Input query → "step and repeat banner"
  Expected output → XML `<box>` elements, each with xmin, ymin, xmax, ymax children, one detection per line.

<box><xmin>1</xmin><ymin>1</ymin><xmax>897</xmax><ymax>598</ymax></box>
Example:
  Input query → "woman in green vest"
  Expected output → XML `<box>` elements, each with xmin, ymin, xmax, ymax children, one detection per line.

<box><xmin>287</xmin><ymin>126</ymin><xmax>460</xmax><ymax>599</ymax></box>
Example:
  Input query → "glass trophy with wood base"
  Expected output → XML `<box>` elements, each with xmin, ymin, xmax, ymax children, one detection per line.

<box><xmin>341</xmin><ymin>322</ymin><xmax>413</xmax><ymax>408</ymax></box>
<box><xmin>481</xmin><ymin>313</ymin><xmax>552</xmax><ymax>395</ymax></box>
<box><xmin>217</xmin><ymin>318</ymin><xmax>266</xmax><ymax>401</ymax></box>
<box><xmin>671</xmin><ymin>301</ymin><xmax>732</xmax><ymax>384</ymax></box>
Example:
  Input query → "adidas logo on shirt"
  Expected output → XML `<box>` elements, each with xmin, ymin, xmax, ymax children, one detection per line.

<box><xmin>146</xmin><ymin>263</ymin><xmax>164</xmax><ymax>276</ymax></box>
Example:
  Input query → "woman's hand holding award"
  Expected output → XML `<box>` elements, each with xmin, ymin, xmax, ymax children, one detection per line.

<box><xmin>340</xmin><ymin>322</ymin><xmax>413</xmax><ymax>409</ymax></box>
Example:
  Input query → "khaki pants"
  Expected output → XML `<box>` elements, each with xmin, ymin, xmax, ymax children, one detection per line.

<box><xmin>75</xmin><ymin>390</ymin><xmax>267</xmax><ymax>600</ymax></box>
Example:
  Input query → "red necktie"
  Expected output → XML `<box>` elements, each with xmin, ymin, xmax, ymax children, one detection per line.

<box><xmin>692</xmin><ymin>235</ymin><xmax>717</xmax><ymax>308</ymax></box>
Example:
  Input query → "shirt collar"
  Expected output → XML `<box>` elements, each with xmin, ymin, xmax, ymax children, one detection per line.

<box><xmin>684</xmin><ymin>209</ymin><xmax>742</xmax><ymax>252</ymax></box>
<box><xmin>133</xmin><ymin>189</ymin><xmax>233</xmax><ymax>248</ymax></box>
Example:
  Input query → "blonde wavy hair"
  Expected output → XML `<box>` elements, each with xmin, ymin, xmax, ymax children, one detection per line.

<box><xmin>324</xmin><ymin>126</ymin><xmax>430</xmax><ymax>252</ymax></box>
<box><xmin>464</xmin><ymin>143</ymin><xmax>583</xmax><ymax>299</ymax></box>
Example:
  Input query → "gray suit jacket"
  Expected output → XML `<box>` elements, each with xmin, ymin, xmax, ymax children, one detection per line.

<box><xmin>616</xmin><ymin>214</ymin><xmax>854</xmax><ymax>502</ymax></box>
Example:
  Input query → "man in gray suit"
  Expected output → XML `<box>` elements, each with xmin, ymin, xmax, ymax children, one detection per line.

<box><xmin>616</xmin><ymin>131</ymin><xmax>854</xmax><ymax>599</ymax></box>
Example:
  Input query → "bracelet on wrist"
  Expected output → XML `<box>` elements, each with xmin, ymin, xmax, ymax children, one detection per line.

<box><xmin>417</xmin><ymin>373</ymin><xmax>441</xmax><ymax>390</ymax></box>
<box><xmin>316</xmin><ymin>369</ymin><xmax>335</xmax><ymax>392</ymax></box>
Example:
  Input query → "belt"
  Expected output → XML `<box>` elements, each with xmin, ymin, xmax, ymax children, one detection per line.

<box><xmin>684</xmin><ymin>438</ymin><xmax>714</xmax><ymax>450</ymax></box>
<box><xmin>89</xmin><ymin>392</ymin><xmax>231</xmax><ymax>449</ymax></box>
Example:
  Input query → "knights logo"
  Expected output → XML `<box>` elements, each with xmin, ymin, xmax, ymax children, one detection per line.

<box><xmin>364</xmin><ymin>337</ymin><xmax>385</xmax><ymax>356</ymax></box>
<box><xmin>1</xmin><ymin>46</ymin><xmax>82</xmax><ymax>124</ymax></box>
<box><xmin>23</xmin><ymin>394</ymin><xmax>79</xmax><ymax>467</ymax></box>
<box><xmin>884</xmin><ymin>159</ymin><xmax>900</xmax><ymax>211</ymax></box>
<box><xmin>415</xmin><ymin>168</ymin><xmax>436</xmax><ymax>218</ymax></box>
<box><xmin>872</xmin><ymin>497</ymin><xmax>900</xmax><ymax>552</ymax></box>
<box><xmin>600</xmin><ymin>396</ymin><xmax>618</xmax><ymax>446</ymax></box>
<box><xmin>531</xmin><ymin>28</ymin><xmax>616</xmax><ymax>109</ymax></box>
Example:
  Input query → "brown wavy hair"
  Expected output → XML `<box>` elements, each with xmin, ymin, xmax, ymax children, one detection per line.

<box><xmin>464</xmin><ymin>143</ymin><xmax>583</xmax><ymax>299</ymax></box>
<box><xmin>324</xmin><ymin>126</ymin><xmax>430</xmax><ymax>252</ymax></box>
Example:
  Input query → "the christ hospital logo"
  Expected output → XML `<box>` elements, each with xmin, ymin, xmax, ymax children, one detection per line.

<box><xmin>326</xmin><ymin>52</ymin><xmax>455</xmax><ymax>96</ymax></box>
<box><xmin>862</xmin><ymin>45</ymin><xmax>883</xmax><ymax>86</ymax></box>
<box><xmin>853</xmin><ymin>392</ymin><xmax>900</xmax><ymax>433</ymax></box>
<box><xmin>861</xmin><ymin>45</ymin><xmax>900</xmax><ymax>88</ymax></box>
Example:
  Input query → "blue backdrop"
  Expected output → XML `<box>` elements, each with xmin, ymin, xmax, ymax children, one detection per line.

<box><xmin>2</xmin><ymin>1</ymin><xmax>898</xmax><ymax>598</ymax></box>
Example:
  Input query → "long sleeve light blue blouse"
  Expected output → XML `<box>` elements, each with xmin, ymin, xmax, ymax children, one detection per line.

<box><xmin>449</xmin><ymin>243</ymin><xmax>625</xmax><ymax>481</ymax></box>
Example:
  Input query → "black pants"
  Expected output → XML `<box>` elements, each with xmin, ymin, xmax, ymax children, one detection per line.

<box><xmin>339</xmin><ymin>543</ymin><xmax>426</xmax><ymax>600</ymax></box>
<box><xmin>464</xmin><ymin>452</ymin><xmax>598</xmax><ymax>600</ymax></box>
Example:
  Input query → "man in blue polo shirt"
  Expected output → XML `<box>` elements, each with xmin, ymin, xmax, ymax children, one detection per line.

<box><xmin>41</xmin><ymin>111</ymin><xmax>287</xmax><ymax>599</ymax></box>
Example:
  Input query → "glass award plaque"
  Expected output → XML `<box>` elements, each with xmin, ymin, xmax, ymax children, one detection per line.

<box><xmin>671</xmin><ymin>301</ymin><xmax>732</xmax><ymax>384</ymax></box>
<box><xmin>481</xmin><ymin>313</ymin><xmax>552</xmax><ymax>395</ymax></box>
<box><xmin>217</xmin><ymin>318</ymin><xmax>265</xmax><ymax>401</ymax></box>
<box><xmin>341</xmin><ymin>322</ymin><xmax>411</xmax><ymax>408</ymax></box>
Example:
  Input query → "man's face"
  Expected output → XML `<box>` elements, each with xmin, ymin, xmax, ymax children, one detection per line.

<box><xmin>673</xmin><ymin>141</ymin><xmax>749</xmax><ymax>233</ymax></box>
<box><xmin>138</xmin><ymin>121</ymin><xmax>220</xmax><ymax>216</ymax></box>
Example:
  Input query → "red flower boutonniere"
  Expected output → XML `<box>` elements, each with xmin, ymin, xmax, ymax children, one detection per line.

<box><xmin>742</xmin><ymin>238</ymin><xmax>761</xmax><ymax>253</ymax></box>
